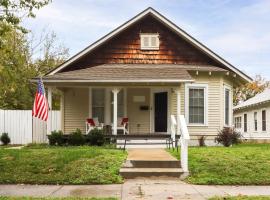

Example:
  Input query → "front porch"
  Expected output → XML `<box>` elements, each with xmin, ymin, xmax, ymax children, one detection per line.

<box><xmin>47</xmin><ymin>85</ymin><xmax>182</xmax><ymax>136</ymax></box>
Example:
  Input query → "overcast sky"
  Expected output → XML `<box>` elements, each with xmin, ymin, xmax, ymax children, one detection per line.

<box><xmin>23</xmin><ymin>0</ymin><xmax>270</xmax><ymax>79</ymax></box>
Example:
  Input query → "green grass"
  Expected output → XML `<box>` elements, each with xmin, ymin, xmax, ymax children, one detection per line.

<box><xmin>209</xmin><ymin>196</ymin><xmax>270</xmax><ymax>200</ymax></box>
<box><xmin>168</xmin><ymin>143</ymin><xmax>270</xmax><ymax>185</ymax></box>
<box><xmin>0</xmin><ymin>145</ymin><xmax>127</xmax><ymax>184</ymax></box>
<box><xmin>0</xmin><ymin>197</ymin><xmax>117</xmax><ymax>200</ymax></box>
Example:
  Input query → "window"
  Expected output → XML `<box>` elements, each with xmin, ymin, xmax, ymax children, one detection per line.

<box><xmin>234</xmin><ymin>117</ymin><xmax>242</xmax><ymax>129</ymax></box>
<box><xmin>254</xmin><ymin>112</ymin><xmax>257</xmax><ymax>131</ymax></box>
<box><xmin>111</xmin><ymin>90</ymin><xmax>124</xmax><ymax>120</ymax></box>
<box><xmin>244</xmin><ymin>114</ymin><xmax>247</xmax><ymax>132</ymax></box>
<box><xmin>140</xmin><ymin>33</ymin><xmax>159</xmax><ymax>50</ymax></box>
<box><xmin>224</xmin><ymin>87</ymin><xmax>230</xmax><ymax>126</ymax></box>
<box><xmin>92</xmin><ymin>89</ymin><xmax>105</xmax><ymax>123</ymax></box>
<box><xmin>262</xmin><ymin>110</ymin><xmax>266</xmax><ymax>131</ymax></box>
<box><xmin>186</xmin><ymin>84</ymin><xmax>207</xmax><ymax>125</ymax></box>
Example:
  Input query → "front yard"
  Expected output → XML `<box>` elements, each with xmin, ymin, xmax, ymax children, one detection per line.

<box><xmin>0</xmin><ymin>145</ymin><xmax>127</xmax><ymax>184</ymax></box>
<box><xmin>169</xmin><ymin>143</ymin><xmax>270</xmax><ymax>185</ymax></box>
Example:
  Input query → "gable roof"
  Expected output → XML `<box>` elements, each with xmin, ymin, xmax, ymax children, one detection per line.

<box><xmin>234</xmin><ymin>89</ymin><xmax>270</xmax><ymax>110</ymax></box>
<box><xmin>47</xmin><ymin>7</ymin><xmax>252</xmax><ymax>82</ymax></box>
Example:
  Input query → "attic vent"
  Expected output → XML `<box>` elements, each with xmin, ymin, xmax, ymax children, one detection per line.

<box><xmin>140</xmin><ymin>33</ymin><xmax>159</xmax><ymax>50</ymax></box>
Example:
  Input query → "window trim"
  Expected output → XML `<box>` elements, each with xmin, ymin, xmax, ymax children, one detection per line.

<box><xmin>254</xmin><ymin>111</ymin><xmax>258</xmax><ymax>132</ymax></box>
<box><xmin>234</xmin><ymin>116</ymin><xmax>242</xmax><ymax>129</ymax></box>
<box><xmin>185</xmin><ymin>83</ymin><xmax>208</xmax><ymax>126</ymax></box>
<box><xmin>262</xmin><ymin>109</ymin><xmax>267</xmax><ymax>132</ymax></box>
<box><xmin>224</xmin><ymin>85</ymin><xmax>232</xmax><ymax>127</ymax></box>
<box><xmin>140</xmin><ymin>33</ymin><xmax>160</xmax><ymax>50</ymax></box>
<box><xmin>244</xmin><ymin>113</ymin><xmax>247</xmax><ymax>132</ymax></box>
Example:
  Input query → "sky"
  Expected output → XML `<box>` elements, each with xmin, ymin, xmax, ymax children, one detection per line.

<box><xmin>23</xmin><ymin>0</ymin><xmax>270</xmax><ymax>79</ymax></box>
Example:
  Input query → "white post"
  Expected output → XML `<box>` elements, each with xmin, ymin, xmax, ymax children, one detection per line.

<box><xmin>176</xmin><ymin>88</ymin><xmax>181</xmax><ymax>136</ymax></box>
<box><xmin>47</xmin><ymin>87</ymin><xmax>52</xmax><ymax>135</ymax></box>
<box><xmin>88</xmin><ymin>87</ymin><xmax>92</xmax><ymax>118</ymax></box>
<box><xmin>179</xmin><ymin>115</ymin><xmax>190</xmax><ymax>173</ymax></box>
<box><xmin>105</xmin><ymin>88</ymin><xmax>111</xmax><ymax>125</ymax></box>
<box><xmin>60</xmin><ymin>90</ymin><xmax>64</xmax><ymax>132</ymax></box>
<box><xmin>112</xmin><ymin>88</ymin><xmax>119</xmax><ymax>135</ymax></box>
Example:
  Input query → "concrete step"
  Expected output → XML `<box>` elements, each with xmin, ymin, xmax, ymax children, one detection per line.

<box><xmin>120</xmin><ymin>167</ymin><xmax>183</xmax><ymax>178</ymax></box>
<box><xmin>122</xmin><ymin>160</ymin><xmax>181</xmax><ymax>168</ymax></box>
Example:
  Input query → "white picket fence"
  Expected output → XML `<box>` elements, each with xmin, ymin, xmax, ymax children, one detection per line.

<box><xmin>0</xmin><ymin>110</ymin><xmax>61</xmax><ymax>144</ymax></box>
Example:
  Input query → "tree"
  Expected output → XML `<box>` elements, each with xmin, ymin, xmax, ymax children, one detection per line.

<box><xmin>0</xmin><ymin>0</ymin><xmax>50</xmax><ymax>32</ymax></box>
<box><xmin>0</xmin><ymin>22</ymin><xmax>69</xmax><ymax>109</ymax></box>
<box><xmin>234</xmin><ymin>75</ymin><xmax>270</xmax><ymax>106</ymax></box>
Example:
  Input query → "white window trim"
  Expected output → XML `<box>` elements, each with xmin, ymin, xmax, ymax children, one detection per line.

<box><xmin>140</xmin><ymin>33</ymin><xmax>160</xmax><ymax>50</ymax></box>
<box><xmin>224</xmin><ymin>85</ymin><xmax>232</xmax><ymax>127</ymax></box>
<box><xmin>185</xmin><ymin>83</ymin><xmax>208</xmax><ymax>126</ymax></box>
<box><xmin>261</xmin><ymin>108</ymin><xmax>267</xmax><ymax>132</ymax></box>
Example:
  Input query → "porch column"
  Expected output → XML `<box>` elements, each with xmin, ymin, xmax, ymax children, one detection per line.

<box><xmin>112</xmin><ymin>88</ymin><xmax>120</xmax><ymax>135</ymax></box>
<box><xmin>105</xmin><ymin>88</ymin><xmax>111</xmax><ymax>125</ymax></box>
<box><xmin>60</xmin><ymin>90</ymin><xmax>65</xmax><ymax>132</ymax></box>
<box><xmin>47</xmin><ymin>87</ymin><xmax>52</xmax><ymax>135</ymax></box>
<box><xmin>175</xmin><ymin>88</ymin><xmax>181</xmax><ymax>136</ymax></box>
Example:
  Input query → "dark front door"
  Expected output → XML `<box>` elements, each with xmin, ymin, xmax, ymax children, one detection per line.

<box><xmin>154</xmin><ymin>92</ymin><xmax>168</xmax><ymax>132</ymax></box>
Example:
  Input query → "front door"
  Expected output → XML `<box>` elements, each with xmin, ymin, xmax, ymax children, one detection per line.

<box><xmin>154</xmin><ymin>92</ymin><xmax>168</xmax><ymax>132</ymax></box>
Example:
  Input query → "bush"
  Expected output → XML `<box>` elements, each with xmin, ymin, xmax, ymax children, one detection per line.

<box><xmin>87</xmin><ymin>128</ymin><xmax>105</xmax><ymax>146</ymax></box>
<box><xmin>48</xmin><ymin>130</ymin><xmax>64</xmax><ymax>146</ymax></box>
<box><xmin>0</xmin><ymin>133</ymin><xmax>11</xmax><ymax>145</ymax></box>
<box><xmin>215</xmin><ymin>127</ymin><xmax>241</xmax><ymax>147</ymax></box>
<box><xmin>68</xmin><ymin>129</ymin><xmax>86</xmax><ymax>146</ymax></box>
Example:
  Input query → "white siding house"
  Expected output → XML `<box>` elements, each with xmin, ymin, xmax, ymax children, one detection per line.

<box><xmin>233</xmin><ymin>89</ymin><xmax>270</xmax><ymax>140</ymax></box>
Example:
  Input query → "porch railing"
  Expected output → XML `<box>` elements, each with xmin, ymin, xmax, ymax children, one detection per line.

<box><xmin>170</xmin><ymin>115</ymin><xmax>190</xmax><ymax>173</ymax></box>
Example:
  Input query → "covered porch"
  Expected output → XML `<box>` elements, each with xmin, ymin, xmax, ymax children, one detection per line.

<box><xmin>44</xmin><ymin>64</ymin><xmax>197</xmax><ymax>136</ymax></box>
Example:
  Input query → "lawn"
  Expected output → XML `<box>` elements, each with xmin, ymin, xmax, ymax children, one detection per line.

<box><xmin>0</xmin><ymin>197</ymin><xmax>117</xmax><ymax>200</ymax></box>
<box><xmin>169</xmin><ymin>143</ymin><xmax>270</xmax><ymax>185</ymax></box>
<box><xmin>209</xmin><ymin>196</ymin><xmax>270</xmax><ymax>200</ymax></box>
<box><xmin>0</xmin><ymin>145</ymin><xmax>127</xmax><ymax>184</ymax></box>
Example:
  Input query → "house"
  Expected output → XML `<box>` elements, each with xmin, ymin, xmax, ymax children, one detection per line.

<box><xmin>40</xmin><ymin>7</ymin><xmax>251</xmax><ymax>146</ymax></box>
<box><xmin>233</xmin><ymin>89</ymin><xmax>270</xmax><ymax>141</ymax></box>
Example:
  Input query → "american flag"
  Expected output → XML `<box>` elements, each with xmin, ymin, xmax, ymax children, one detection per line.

<box><xmin>32</xmin><ymin>78</ymin><xmax>49</xmax><ymax>121</ymax></box>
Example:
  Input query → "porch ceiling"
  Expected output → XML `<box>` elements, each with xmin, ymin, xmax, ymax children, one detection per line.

<box><xmin>40</xmin><ymin>64</ymin><xmax>227</xmax><ymax>83</ymax></box>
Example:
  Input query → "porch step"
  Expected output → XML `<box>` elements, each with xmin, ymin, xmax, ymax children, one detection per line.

<box><xmin>122</xmin><ymin>160</ymin><xmax>181</xmax><ymax>168</ymax></box>
<box><xmin>116</xmin><ymin>139</ymin><xmax>171</xmax><ymax>149</ymax></box>
<box><xmin>119</xmin><ymin>167</ymin><xmax>183</xmax><ymax>178</ymax></box>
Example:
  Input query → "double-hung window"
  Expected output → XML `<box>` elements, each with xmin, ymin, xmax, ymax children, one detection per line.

<box><xmin>254</xmin><ymin>112</ymin><xmax>258</xmax><ymax>131</ymax></box>
<box><xmin>244</xmin><ymin>114</ymin><xmax>247</xmax><ymax>132</ymax></box>
<box><xmin>224</xmin><ymin>87</ymin><xmax>231</xmax><ymax>126</ymax></box>
<box><xmin>262</xmin><ymin>110</ymin><xmax>266</xmax><ymax>131</ymax></box>
<box><xmin>92</xmin><ymin>89</ymin><xmax>105</xmax><ymax>123</ymax></box>
<box><xmin>185</xmin><ymin>84</ymin><xmax>208</xmax><ymax>125</ymax></box>
<box><xmin>234</xmin><ymin>116</ymin><xmax>241</xmax><ymax>129</ymax></box>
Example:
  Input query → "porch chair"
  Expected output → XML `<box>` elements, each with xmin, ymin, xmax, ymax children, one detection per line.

<box><xmin>86</xmin><ymin>117</ymin><xmax>104</xmax><ymax>134</ymax></box>
<box><xmin>112</xmin><ymin>117</ymin><xmax>129</xmax><ymax>135</ymax></box>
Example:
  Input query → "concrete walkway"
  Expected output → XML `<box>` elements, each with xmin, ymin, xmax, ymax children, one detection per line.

<box><xmin>1</xmin><ymin>178</ymin><xmax>270</xmax><ymax>200</ymax></box>
<box><xmin>127</xmin><ymin>148</ymin><xmax>177</xmax><ymax>161</ymax></box>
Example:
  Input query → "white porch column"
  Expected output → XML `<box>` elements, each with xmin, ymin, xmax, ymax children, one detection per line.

<box><xmin>60</xmin><ymin>90</ymin><xmax>65</xmax><ymax>132</ymax></box>
<box><xmin>112</xmin><ymin>88</ymin><xmax>120</xmax><ymax>135</ymax></box>
<box><xmin>105</xmin><ymin>88</ymin><xmax>111</xmax><ymax>125</ymax></box>
<box><xmin>175</xmin><ymin>88</ymin><xmax>181</xmax><ymax>136</ymax></box>
<box><xmin>47</xmin><ymin>87</ymin><xmax>52</xmax><ymax>135</ymax></box>
<box><xmin>88</xmin><ymin>87</ymin><xmax>92</xmax><ymax>118</ymax></box>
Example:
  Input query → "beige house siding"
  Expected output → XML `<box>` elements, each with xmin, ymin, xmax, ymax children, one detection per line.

<box><xmin>61</xmin><ymin>73</ymin><xmax>235</xmax><ymax>142</ymax></box>
<box><xmin>64</xmin><ymin>88</ymin><xmax>89</xmax><ymax>133</ymax></box>
<box><xmin>127</xmin><ymin>88</ymin><xmax>150</xmax><ymax>134</ymax></box>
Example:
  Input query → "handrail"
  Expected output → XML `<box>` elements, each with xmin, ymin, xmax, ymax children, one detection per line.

<box><xmin>170</xmin><ymin>115</ymin><xmax>177</xmax><ymax>143</ymax></box>
<box><xmin>178</xmin><ymin>115</ymin><xmax>190</xmax><ymax>173</ymax></box>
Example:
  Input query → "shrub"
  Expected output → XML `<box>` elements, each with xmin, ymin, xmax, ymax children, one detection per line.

<box><xmin>68</xmin><ymin>129</ymin><xmax>86</xmax><ymax>146</ymax></box>
<box><xmin>215</xmin><ymin>127</ymin><xmax>241</xmax><ymax>147</ymax></box>
<box><xmin>198</xmin><ymin>136</ymin><xmax>206</xmax><ymax>147</ymax></box>
<box><xmin>48</xmin><ymin>130</ymin><xmax>64</xmax><ymax>146</ymax></box>
<box><xmin>0</xmin><ymin>133</ymin><xmax>11</xmax><ymax>145</ymax></box>
<box><xmin>87</xmin><ymin>128</ymin><xmax>105</xmax><ymax>146</ymax></box>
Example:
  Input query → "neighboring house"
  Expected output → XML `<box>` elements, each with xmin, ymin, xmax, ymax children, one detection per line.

<box><xmin>233</xmin><ymin>89</ymin><xmax>270</xmax><ymax>141</ymax></box>
<box><xmin>39</xmin><ymin>7</ymin><xmax>251</xmax><ymax>145</ymax></box>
